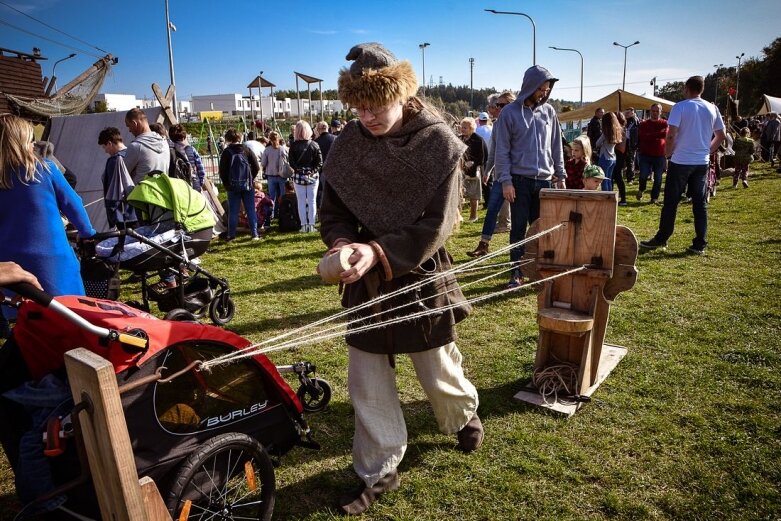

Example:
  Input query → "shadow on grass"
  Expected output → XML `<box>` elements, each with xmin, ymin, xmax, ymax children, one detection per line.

<box><xmin>228</xmin><ymin>274</ymin><xmax>325</xmax><ymax>296</ymax></box>
<box><xmin>225</xmin><ymin>308</ymin><xmax>342</xmax><ymax>336</ymax></box>
<box><xmin>0</xmin><ymin>493</ymin><xmax>21</xmax><ymax>521</ymax></box>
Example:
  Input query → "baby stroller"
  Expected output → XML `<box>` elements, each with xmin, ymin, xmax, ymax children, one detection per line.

<box><xmin>87</xmin><ymin>173</ymin><xmax>236</xmax><ymax>325</ymax></box>
<box><xmin>0</xmin><ymin>283</ymin><xmax>330</xmax><ymax>520</ymax></box>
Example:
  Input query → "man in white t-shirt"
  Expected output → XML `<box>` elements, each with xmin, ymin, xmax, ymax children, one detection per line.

<box><xmin>640</xmin><ymin>76</ymin><xmax>725</xmax><ymax>255</ymax></box>
<box><xmin>244</xmin><ymin>131</ymin><xmax>264</xmax><ymax>163</ymax></box>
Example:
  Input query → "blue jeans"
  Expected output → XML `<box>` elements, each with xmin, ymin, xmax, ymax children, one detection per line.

<box><xmin>266</xmin><ymin>176</ymin><xmax>287</xmax><ymax>219</ymax></box>
<box><xmin>598</xmin><ymin>156</ymin><xmax>615</xmax><ymax>191</ymax></box>
<box><xmin>510</xmin><ymin>176</ymin><xmax>551</xmax><ymax>270</ymax></box>
<box><xmin>480</xmin><ymin>181</ymin><xmax>506</xmax><ymax>241</ymax></box>
<box><xmin>654</xmin><ymin>161</ymin><xmax>708</xmax><ymax>249</ymax></box>
<box><xmin>639</xmin><ymin>154</ymin><xmax>665</xmax><ymax>200</ymax></box>
<box><xmin>227</xmin><ymin>189</ymin><xmax>257</xmax><ymax>238</ymax></box>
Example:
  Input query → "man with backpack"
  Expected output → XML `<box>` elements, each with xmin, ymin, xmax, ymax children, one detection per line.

<box><xmin>219</xmin><ymin>128</ymin><xmax>260</xmax><ymax>241</ymax></box>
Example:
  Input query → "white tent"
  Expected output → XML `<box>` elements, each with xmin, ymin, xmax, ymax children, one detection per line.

<box><xmin>45</xmin><ymin>108</ymin><xmax>162</xmax><ymax>232</ymax></box>
<box><xmin>558</xmin><ymin>89</ymin><xmax>676</xmax><ymax>124</ymax></box>
<box><xmin>757</xmin><ymin>94</ymin><xmax>781</xmax><ymax>115</ymax></box>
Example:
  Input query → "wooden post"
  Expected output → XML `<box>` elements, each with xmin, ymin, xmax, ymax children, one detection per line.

<box><xmin>64</xmin><ymin>348</ymin><xmax>172</xmax><ymax>521</ymax></box>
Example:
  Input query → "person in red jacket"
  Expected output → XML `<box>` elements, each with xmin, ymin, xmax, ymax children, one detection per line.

<box><xmin>636</xmin><ymin>103</ymin><xmax>668</xmax><ymax>204</ymax></box>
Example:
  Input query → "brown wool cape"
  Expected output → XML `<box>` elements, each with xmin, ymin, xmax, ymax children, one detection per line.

<box><xmin>320</xmin><ymin>108</ymin><xmax>472</xmax><ymax>355</ymax></box>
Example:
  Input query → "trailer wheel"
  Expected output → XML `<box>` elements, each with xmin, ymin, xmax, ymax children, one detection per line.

<box><xmin>297</xmin><ymin>378</ymin><xmax>332</xmax><ymax>413</ymax></box>
<box><xmin>166</xmin><ymin>432</ymin><xmax>275</xmax><ymax>521</ymax></box>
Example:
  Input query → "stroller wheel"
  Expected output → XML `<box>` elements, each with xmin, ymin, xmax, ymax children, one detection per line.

<box><xmin>297</xmin><ymin>378</ymin><xmax>332</xmax><ymax>413</ymax></box>
<box><xmin>166</xmin><ymin>432</ymin><xmax>275</xmax><ymax>521</ymax></box>
<box><xmin>164</xmin><ymin>308</ymin><xmax>199</xmax><ymax>322</ymax></box>
<box><xmin>209</xmin><ymin>294</ymin><xmax>236</xmax><ymax>325</ymax></box>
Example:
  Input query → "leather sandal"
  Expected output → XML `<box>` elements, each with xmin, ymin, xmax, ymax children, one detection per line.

<box><xmin>457</xmin><ymin>413</ymin><xmax>484</xmax><ymax>452</ymax></box>
<box><xmin>339</xmin><ymin>470</ymin><xmax>400</xmax><ymax>516</ymax></box>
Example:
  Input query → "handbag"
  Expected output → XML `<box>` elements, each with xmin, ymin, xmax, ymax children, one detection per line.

<box><xmin>278</xmin><ymin>149</ymin><xmax>295</xmax><ymax>179</ymax></box>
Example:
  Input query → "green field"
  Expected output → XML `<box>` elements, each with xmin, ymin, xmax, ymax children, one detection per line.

<box><xmin>1</xmin><ymin>162</ymin><xmax>779</xmax><ymax>520</ymax></box>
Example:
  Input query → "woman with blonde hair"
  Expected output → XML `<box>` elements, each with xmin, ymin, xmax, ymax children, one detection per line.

<box><xmin>0</xmin><ymin>114</ymin><xmax>95</xmax><ymax>297</ymax></box>
<box><xmin>565</xmin><ymin>135</ymin><xmax>591</xmax><ymax>189</ymax></box>
<box><xmin>260</xmin><ymin>130</ymin><xmax>289</xmax><ymax>222</ymax></box>
<box><xmin>289</xmin><ymin>120</ymin><xmax>322</xmax><ymax>232</ymax></box>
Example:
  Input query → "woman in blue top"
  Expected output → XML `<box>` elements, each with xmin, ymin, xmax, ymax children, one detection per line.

<box><xmin>0</xmin><ymin>114</ymin><xmax>96</xmax><ymax>297</ymax></box>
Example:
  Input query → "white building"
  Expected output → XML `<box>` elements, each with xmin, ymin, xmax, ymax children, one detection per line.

<box><xmin>191</xmin><ymin>93</ymin><xmax>342</xmax><ymax>119</ymax></box>
<box><xmin>92</xmin><ymin>93</ymin><xmax>139</xmax><ymax>112</ymax></box>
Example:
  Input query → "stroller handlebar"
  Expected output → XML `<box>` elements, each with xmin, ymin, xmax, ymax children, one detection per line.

<box><xmin>4</xmin><ymin>283</ymin><xmax>149</xmax><ymax>353</ymax></box>
<box><xmin>5</xmin><ymin>282</ymin><xmax>53</xmax><ymax>307</ymax></box>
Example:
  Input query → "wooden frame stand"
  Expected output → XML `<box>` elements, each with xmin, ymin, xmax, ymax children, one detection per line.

<box><xmin>514</xmin><ymin>189</ymin><xmax>638</xmax><ymax>416</ymax></box>
<box><xmin>65</xmin><ymin>348</ymin><xmax>172</xmax><ymax>521</ymax></box>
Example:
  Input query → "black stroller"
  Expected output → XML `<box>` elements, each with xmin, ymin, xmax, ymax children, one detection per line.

<box><xmin>85</xmin><ymin>173</ymin><xmax>235</xmax><ymax>325</ymax></box>
<box><xmin>0</xmin><ymin>283</ymin><xmax>330</xmax><ymax>520</ymax></box>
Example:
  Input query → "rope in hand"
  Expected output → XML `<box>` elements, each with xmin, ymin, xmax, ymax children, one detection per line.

<box><xmin>200</xmin><ymin>221</ymin><xmax>567</xmax><ymax>369</ymax></box>
<box><xmin>204</xmin><ymin>258</ymin><xmax>533</xmax><ymax>367</ymax></box>
<box><xmin>199</xmin><ymin>264</ymin><xmax>586</xmax><ymax>371</ymax></box>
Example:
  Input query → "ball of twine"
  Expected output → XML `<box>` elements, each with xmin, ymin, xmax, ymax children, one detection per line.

<box><xmin>318</xmin><ymin>247</ymin><xmax>353</xmax><ymax>284</ymax></box>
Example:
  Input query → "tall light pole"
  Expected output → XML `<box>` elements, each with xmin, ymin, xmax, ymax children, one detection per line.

<box><xmin>735</xmin><ymin>52</ymin><xmax>745</xmax><ymax>101</ymax></box>
<box><xmin>50</xmin><ymin>53</ymin><xmax>76</xmax><ymax>93</ymax></box>
<box><xmin>419</xmin><ymin>42</ymin><xmax>430</xmax><ymax>97</ymax></box>
<box><xmin>485</xmin><ymin>9</ymin><xmax>536</xmax><ymax>65</ymax></box>
<box><xmin>713</xmin><ymin>64</ymin><xmax>723</xmax><ymax>108</ymax></box>
<box><xmin>613</xmin><ymin>40</ymin><xmax>640</xmax><ymax>91</ymax></box>
<box><xmin>164</xmin><ymin>0</ymin><xmax>178</xmax><ymax>119</ymax></box>
<box><xmin>469</xmin><ymin>57</ymin><xmax>475</xmax><ymax>110</ymax></box>
<box><xmin>549</xmin><ymin>46</ymin><xmax>583</xmax><ymax>105</ymax></box>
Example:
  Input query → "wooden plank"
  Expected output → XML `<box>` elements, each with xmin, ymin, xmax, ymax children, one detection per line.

<box><xmin>139</xmin><ymin>477</ymin><xmax>173</xmax><ymax>521</ymax></box>
<box><xmin>515</xmin><ymin>344</ymin><xmax>627</xmax><ymax>416</ymax></box>
<box><xmin>604</xmin><ymin>226</ymin><xmax>639</xmax><ymax>301</ymax></box>
<box><xmin>64</xmin><ymin>348</ymin><xmax>149</xmax><ymax>521</ymax></box>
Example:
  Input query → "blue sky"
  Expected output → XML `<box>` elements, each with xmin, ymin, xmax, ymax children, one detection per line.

<box><xmin>2</xmin><ymin>0</ymin><xmax>779</xmax><ymax>105</ymax></box>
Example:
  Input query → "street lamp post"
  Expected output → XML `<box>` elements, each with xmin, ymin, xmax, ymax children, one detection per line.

<box><xmin>164</xmin><ymin>0</ymin><xmax>178</xmax><ymax>120</ymax></box>
<box><xmin>735</xmin><ymin>52</ymin><xmax>745</xmax><ymax>101</ymax></box>
<box><xmin>613</xmin><ymin>40</ymin><xmax>640</xmax><ymax>91</ymax></box>
<box><xmin>50</xmin><ymin>53</ymin><xmax>76</xmax><ymax>93</ymax></box>
<box><xmin>485</xmin><ymin>9</ymin><xmax>536</xmax><ymax>65</ymax></box>
<box><xmin>549</xmin><ymin>46</ymin><xmax>583</xmax><ymax>105</ymax></box>
<box><xmin>419</xmin><ymin>42</ymin><xmax>430</xmax><ymax>96</ymax></box>
<box><xmin>713</xmin><ymin>64</ymin><xmax>723</xmax><ymax>108</ymax></box>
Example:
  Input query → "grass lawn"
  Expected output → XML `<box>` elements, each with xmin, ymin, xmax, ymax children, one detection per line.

<box><xmin>1</xmin><ymin>163</ymin><xmax>779</xmax><ymax>520</ymax></box>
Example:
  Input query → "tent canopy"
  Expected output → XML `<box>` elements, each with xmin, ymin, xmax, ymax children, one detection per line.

<box><xmin>558</xmin><ymin>89</ymin><xmax>676</xmax><ymax>124</ymax></box>
<box><xmin>757</xmin><ymin>94</ymin><xmax>781</xmax><ymax>115</ymax></box>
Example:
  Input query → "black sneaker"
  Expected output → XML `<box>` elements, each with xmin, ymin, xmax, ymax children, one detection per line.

<box><xmin>639</xmin><ymin>238</ymin><xmax>667</xmax><ymax>250</ymax></box>
<box><xmin>686</xmin><ymin>245</ymin><xmax>705</xmax><ymax>255</ymax></box>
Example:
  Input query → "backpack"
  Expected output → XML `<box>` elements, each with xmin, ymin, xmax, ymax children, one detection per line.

<box><xmin>229</xmin><ymin>149</ymin><xmax>253</xmax><ymax>192</ymax></box>
<box><xmin>277</xmin><ymin>194</ymin><xmax>301</xmax><ymax>232</ymax></box>
<box><xmin>169</xmin><ymin>147</ymin><xmax>195</xmax><ymax>187</ymax></box>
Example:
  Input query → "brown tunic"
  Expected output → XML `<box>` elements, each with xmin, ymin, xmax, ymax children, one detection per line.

<box><xmin>320</xmin><ymin>109</ymin><xmax>471</xmax><ymax>354</ymax></box>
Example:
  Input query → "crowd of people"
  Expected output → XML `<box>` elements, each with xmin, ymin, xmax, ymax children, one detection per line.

<box><xmin>3</xmin><ymin>38</ymin><xmax>780</xmax><ymax>516</ymax></box>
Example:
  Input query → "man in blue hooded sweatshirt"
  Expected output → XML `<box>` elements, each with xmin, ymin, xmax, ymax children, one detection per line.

<box><xmin>494</xmin><ymin>65</ymin><xmax>567</xmax><ymax>288</ymax></box>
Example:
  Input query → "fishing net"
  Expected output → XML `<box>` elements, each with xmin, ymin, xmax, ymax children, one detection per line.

<box><xmin>6</xmin><ymin>55</ymin><xmax>113</xmax><ymax>117</ymax></box>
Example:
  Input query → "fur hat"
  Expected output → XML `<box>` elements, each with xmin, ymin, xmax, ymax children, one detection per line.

<box><xmin>338</xmin><ymin>42</ymin><xmax>418</xmax><ymax>108</ymax></box>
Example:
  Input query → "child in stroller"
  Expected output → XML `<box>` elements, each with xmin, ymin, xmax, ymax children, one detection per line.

<box><xmin>88</xmin><ymin>172</ymin><xmax>236</xmax><ymax>325</ymax></box>
<box><xmin>0</xmin><ymin>281</ymin><xmax>330</xmax><ymax>520</ymax></box>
